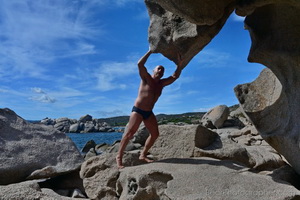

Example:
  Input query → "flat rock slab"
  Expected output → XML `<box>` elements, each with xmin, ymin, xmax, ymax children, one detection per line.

<box><xmin>117</xmin><ymin>157</ymin><xmax>300</xmax><ymax>200</ymax></box>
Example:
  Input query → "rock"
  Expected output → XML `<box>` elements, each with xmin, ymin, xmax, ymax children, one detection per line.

<box><xmin>116</xmin><ymin>157</ymin><xmax>300</xmax><ymax>199</ymax></box>
<box><xmin>54</xmin><ymin>117</ymin><xmax>71</xmax><ymax>132</ymax></box>
<box><xmin>150</xmin><ymin>124</ymin><xmax>218</xmax><ymax>160</ymax></box>
<box><xmin>108</xmin><ymin>140</ymin><xmax>138</xmax><ymax>153</ymax></box>
<box><xmin>117</xmin><ymin>168</ymin><xmax>173</xmax><ymax>200</ymax></box>
<box><xmin>79</xmin><ymin>114</ymin><xmax>93</xmax><ymax>123</ymax></box>
<box><xmin>40</xmin><ymin>117</ymin><xmax>55</xmax><ymax>125</ymax></box>
<box><xmin>39</xmin><ymin>169</ymin><xmax>85</xmax><ymax>195</ymax></box>
<box><xmin>39</xmin><ymin>114</ymin><xmax>114</xmax><ymax>133</ymax></box>
<box><xmin>0</xmin><ymin>180</ymin><xmax>87</xmax><ymax>200</ymax></box>
<box><xmin>95</xmin><ymin>143</ymin><xmax>110</xmax><ymax>154</ymax></box>
<box><xmin>69</xmin><ymin>123</ymin><xmax>80</xmax><ymax>133</ymax></box>
<box><xmin>80</xmin><ymin>152</ymin><xmax>146</xmax><ymax>200</ymax></box>
<box><xmin>99</xmin><ymin>127</ymin><xmax>111</xmax><ymax>132</ymax></box>
<box><xmin>194</xmin><ymin>133</ymin><xmax>285</xmax><ymax>170</ymax></box>
<box><xmin>83</xmin><ymin>121</ymin><xmax>95</xmax><ymax>132</ymax></box>
<box><xmin>0</xmin><ymin>181</ymin><xmax>43</xmax><ymax>199</ymax></box>
<box><xmin>84</xmin><ymin>148</ymin><xmax>97</xmax><ymax>160</ymax></box>
<box><xmin>72</xmin><ymin>188</ymin><xmax>87</xmax><ymax>198</ymax></box>
<box><xmin>234</xmin><ymin>67</ymin><xmax>300</xmax><ymax>174</ymax></box>
<box><xmin>131</xmin><ymin>123</ymin><xmax>149</xmax><ymax>146</ymax></box>
<box><xmin>81</xmin><ymin>140</ymin><xmax>97</xmax><ymax>154</ymax></box>
<box><xmin>145</xmin><ymin>0</ymin><xmax>235</xmax><ymax>68</ymax></box>
<box><xmin>268</xmin><ymin>165</ymin><xmax>300</xmax><ymax>190</ymax></box>
<box><xmin>201</xmin><ymin>105</ymin><xmax>230</xmax><ymax>129</ymax></box>
<box><xmin>0</xmin><ymin>108</ymin><xmax>83</xmax><ymax>185</ymax></box>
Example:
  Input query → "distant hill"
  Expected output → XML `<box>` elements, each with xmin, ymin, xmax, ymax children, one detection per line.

<box><xmin>96</xmin><ymin>116</ymin><xmax>130</xmax><ymax>126</ymax></box>
<box><xmin>96</xmin><ymin>112</ymin><xmax>206</xmax><ymax>126</ymax></box>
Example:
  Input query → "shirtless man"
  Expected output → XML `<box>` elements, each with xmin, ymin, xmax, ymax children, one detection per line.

<box><xmin>116</xmin><ymin>49</ymin><xmax>184</xmax><ymax>169</ymax></box>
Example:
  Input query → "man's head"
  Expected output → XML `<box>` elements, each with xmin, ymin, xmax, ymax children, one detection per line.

<box><xmin>153</xmin><ymin>65</ymin><xmax>165</xmax><ymax>79</ymax></box>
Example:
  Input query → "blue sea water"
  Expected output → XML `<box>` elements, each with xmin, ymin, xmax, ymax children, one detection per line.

<box><xmin>66</xmin><ymin>132</ymin><xmax>123</xmax><ymax>151</ymax></box>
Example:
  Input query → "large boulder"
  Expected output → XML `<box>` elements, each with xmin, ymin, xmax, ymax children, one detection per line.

<box><xmin>79</xmin><ymin>114</ymin><xmax>93</xmax><ymax>123</ymax></box>
<box><xmin>131</xmin><ymin>122</ymin><xmax>149</xmax><ymax>146</ymax></box>
<box><xmin>116</xmin><ymin>157</ymin><xmax>300</xmax><ymax>199</ymax></box>
<box><xmin>150</xmin><ymin>124</ymin><xmax>218</xmax><ymax>160</ymax></box>
<box><xmin>69</xmin><ymin>123</ymin><xmax>80</xmax><ymax>133</ymax></box>
<box><xmin>201</xmin><ymin>105</ymin><xmax>230</xmax><ymax>129</ymax></box>
<box><xmin>145</xmin><ymin>0</ymin><xmax>235</xmax><ymax>67</ymax></box>
<box><xmin>0</xmin><ymin>108</ymin><xmax>83</xmax><ymax>185</ymax></box>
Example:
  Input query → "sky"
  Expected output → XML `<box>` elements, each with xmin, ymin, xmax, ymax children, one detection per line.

<box><xmin>0</xmin><ymin>0</ymin><xmax>264</xmax><ymax>120</ymax></box>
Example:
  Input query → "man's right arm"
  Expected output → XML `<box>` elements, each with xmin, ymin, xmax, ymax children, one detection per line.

<box><xmin>137</xmin><ymin>50</ymin><xmax>152</xmax><ymax>81</ymax></box>
<box><xmin>161</xmin><ymin>52</ymin><xmax>184</xmax><ymax>87</ymax></box>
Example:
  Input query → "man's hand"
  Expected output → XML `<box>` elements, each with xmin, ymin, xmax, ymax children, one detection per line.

<box><xmin>148</xmin><ymin>47</ymin><xmax>153</xmax><ymax>54</ymax></box>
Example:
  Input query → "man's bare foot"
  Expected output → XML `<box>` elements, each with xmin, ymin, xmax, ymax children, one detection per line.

<box><xmin>139</xmin><ymin>155</ymin><xmax>154</xmax><ymax>163</ymax></box>
<box><xmin>116</xmin><ymin>156</ymin><xmax>125</xmax><ymax>169</ymax></box>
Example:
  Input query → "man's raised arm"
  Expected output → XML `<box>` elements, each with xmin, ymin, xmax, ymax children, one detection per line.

<box><xmin>162</xmin><ymin>53</ymin><xmax>184</xmax><ymax>87</ymax></box>
<box><xmin>137</xmin><ymin>50</ymin><xmax>152</xmax><ymax>80</ymax></box>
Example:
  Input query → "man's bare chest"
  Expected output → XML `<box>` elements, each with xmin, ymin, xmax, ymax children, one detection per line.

<box><xmin>141</xmin><ymin>83</ymin><xmax>163</xmax><ymax>96</ymax></box>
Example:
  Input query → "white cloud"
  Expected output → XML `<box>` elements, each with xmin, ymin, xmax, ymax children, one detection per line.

<box><xmin>0</xmin><ymin>0</ymin><xmax>102</xmax><ymax>79</ymax></box>
<box><xmin>30</xmin><ymin>94</ymin><xmax>56</xmax><ymax>103</ymax></box>
<box><xmin>197</xmin><ymin>49</ymin><xmax>231</xmax><ymax>68</ymax></box>
<box><xmin>30</xmin><ymin>87</ymin><xmax>56</xmax><ymax>103</ymax></box>
<box><xmin>95</xmin><ymin>60</ymin><xmax>137</xmax><ymax>91</ymax></box>
<box><xmin>32</xmin><ymin>87</ymin><xmax>46</xmax><ymax>94</ymax></box>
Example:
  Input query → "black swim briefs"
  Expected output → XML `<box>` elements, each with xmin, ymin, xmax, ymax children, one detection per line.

<box><xmin>132</xmin><ymin>106</ymin><xmax>153</xmax><ymax>120</ymax></box>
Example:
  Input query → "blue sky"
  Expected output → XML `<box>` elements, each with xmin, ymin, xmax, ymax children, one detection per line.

<box><xmin>0</xmin><ymin>0</ymin><xmax>264</xmax><ymax>120</ymax></box>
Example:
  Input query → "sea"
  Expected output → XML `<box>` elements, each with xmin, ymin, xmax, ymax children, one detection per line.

<box><xmin>66</xmin><ymin>132</ymin><xmax>123</xmax><ymax>152</ymax></box>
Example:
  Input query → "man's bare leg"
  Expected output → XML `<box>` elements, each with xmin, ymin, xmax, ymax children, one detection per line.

<box><xmin>139</xmin><ymin>114</ymin><xmax>159</xmax><ymax>162</ymax></box>
<box><xmin>116</xmin><ymin>112</ymin><xmax>143</xmax><ymax>169</ymax></box>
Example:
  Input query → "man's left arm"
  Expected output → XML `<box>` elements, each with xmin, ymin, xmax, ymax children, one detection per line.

<box><xmin>162</xmin><ymin>53</ymin><xmax>184</xmax><ymax>87</ymax></box>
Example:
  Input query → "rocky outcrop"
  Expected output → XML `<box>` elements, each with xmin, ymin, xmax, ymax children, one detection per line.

<box><xmin>80</xmin><ymin>153</ymin><xmax>300</xmax><ymax>200</ymax></box>
<box><xmin>145</xmin><ymin>0</ymin><xmax>300</xmax><ymax>176</ymax></box>
<box><xmin>41</xmin><ymin>115</ymin><xmax>115</xmax><ymax>133</ymax></box>
<box><xmin>116</xmin><ymin>158</ymin><xmax>300</xmax><ymax>200</ymax></box>
<box><xmin>234</xmin><ymin>2</ymin><xmax>300</xmax><ymax>176</ymax></box>
<box><xmin>235</xmin><ymin>67</ymin><xmax>300</xmax><ymax>174</ymax></box>
<box><xmin>0</xmin><ymin>108</ymin><xmax>84</xmax><ymax>185</ymax></box>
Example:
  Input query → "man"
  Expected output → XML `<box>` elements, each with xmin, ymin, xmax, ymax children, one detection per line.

<box><xmin>116</xmin><ymin>49</ymin><xmax>184</xmax><ymax>169</ymax></box>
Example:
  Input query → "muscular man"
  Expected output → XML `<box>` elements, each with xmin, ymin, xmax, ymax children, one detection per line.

<box><xmin>116</xmin><ymin>49</ymin><xmax>184</xmax><ymax>169</ymax></box>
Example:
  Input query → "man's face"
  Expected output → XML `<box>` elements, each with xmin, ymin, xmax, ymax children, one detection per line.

<box><xmin>153</xmin><ymin>65</ymin><xmax>165</xmax><ymax>78</ymax></box>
